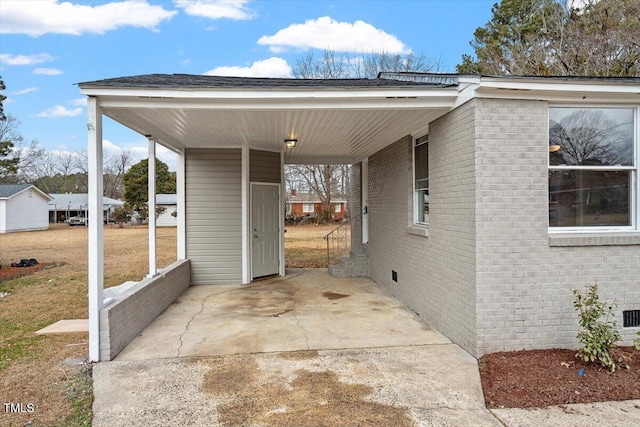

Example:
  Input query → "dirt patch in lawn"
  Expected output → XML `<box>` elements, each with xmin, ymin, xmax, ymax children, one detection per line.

<box><xmin>0</xmin><ymin>262</ymin><xmax>60</xmax><ymax>283</ymax></box>
<box><xmin>480</xmin><ymin>347</ymin><xmax>640</xmax><ymax>408</ymax></box>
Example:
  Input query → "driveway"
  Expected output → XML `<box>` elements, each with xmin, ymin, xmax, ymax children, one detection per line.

<box><xmin>92</xmin><ymin>269</ymin><xmax>639</xmax><ymax>426</ymax></box>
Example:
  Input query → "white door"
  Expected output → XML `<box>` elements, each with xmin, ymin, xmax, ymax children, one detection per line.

<box><xmin>251</xmin><ymin>183</ymin><xmax>280</xmax><ymax>279</ymax></box>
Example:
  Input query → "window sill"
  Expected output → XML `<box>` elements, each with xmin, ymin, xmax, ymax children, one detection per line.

<box><xmin>549</xmin><ymin>232</ymin><xmax>640</xmax><ymax>247</ymax></box>
<box><xmin>407</xmin><ymin>225</ymin><xmax>429</xmax><ymax>238</ymax></box>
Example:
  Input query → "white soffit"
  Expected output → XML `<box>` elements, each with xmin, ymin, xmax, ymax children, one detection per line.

<box><xmin>98</xmin><ymin>91</ymin><xmax>456</xmax><ymax>163</ymax></box>
<box><xmin>476</xmin><ymin>78</ymin><xmax>640</xmax><ymax>103</ymax></box>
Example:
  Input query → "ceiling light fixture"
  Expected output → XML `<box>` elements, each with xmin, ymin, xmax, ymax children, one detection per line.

<box><xmin>284</xmin><ymin>138</ymin><xmax>297</xmax><ymax>149</ymax></box>
<box><xmin>549</xmin><ymin>144</ymin><xmax>561</xmax><ymax>152</ymax></box>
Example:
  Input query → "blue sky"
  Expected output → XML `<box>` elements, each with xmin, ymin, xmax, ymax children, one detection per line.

<box><xmin>0</xmin><ymin>0</ymin><xmax>494</xmax><ymax>169</ymax></box>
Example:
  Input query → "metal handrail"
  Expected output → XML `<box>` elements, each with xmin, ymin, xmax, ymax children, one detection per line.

<box><xmin>323</xmin><ymin>214</ymin><xmax>360</xmax><ymax>266</ymax></box>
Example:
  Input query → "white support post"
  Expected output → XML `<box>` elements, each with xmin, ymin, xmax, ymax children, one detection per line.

<box><xmin>176</xmin><ymin>150</ymin><xmax>186</xmax><ymax>260</ymax></box>
<box><xmin>147</xmin><ymin>138</ymin><xmax>157</xmax><ymax>277</ymax></box>
<box><xmin>241</xmin><ymin>146</ymin><xmax>250</xmax><ymax>284</ymax></box>
<box><xmin>87</xmin><ymin>97</ymin><xmax>104</xmax><ymax>362</ymax></box>
<box><xmin>279</xmin><ymin>150</ymin><xmax>285</xmax><ymax>277</ymax></box>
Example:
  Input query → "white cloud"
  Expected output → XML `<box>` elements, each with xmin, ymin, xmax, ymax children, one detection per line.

<box><xmin>0</xmin><ymin>53</ymin><xmax>54</xmax><ymax>65</ymax></box>
<box><xmin>51</xmin><ymin>149</ymin><xmax>80</xmax><ymax>157</ymax></box>
<box><xmin>174</xmin><ymin>0</ymin><xmax>254</xmax><ymax>20</ymax></box>
<box><xmin>0</xmin><ymin>0</ymin><xmax>177</xmax><ymax>37</ymax></box>
<box><xmin>257</xmin><ymin>16</ymin><xmax>410</xmax><ymax>54</ymax></box>
<box><xmin>14</xmin><ymin>87</ymin><xmax>39</xmax><ymax>95</ymax></box>
<box><xmin>36</xmin><ymin>105</ymin><xmax>83</xmax><ymax>118</ymax></box>
<box><xmin>104</xmin><ymin>139</ymin><xmax>177</xmax><ymax>170</ymax></box>
<box><xmin>205</xmin><ymin>57</ymin><xmax>292</xmax><ymax>77</ymax></box>
<box><xmin>33</xmin><ymin>68</ymin><xmax>63</xmax><ymax>75</ymax></box>
<box><xmin>69</xmin><ymin>97</ymin><xmax>88</xmax><ymax>106</ymax></box>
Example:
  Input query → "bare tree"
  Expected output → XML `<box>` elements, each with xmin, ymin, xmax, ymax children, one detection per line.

<box><xmin>285</xmin><ymin>164</ymin><xmax>351</xmax><ymax>222</ymax></box>
<box><xmin>104</xmin><ymin>150</ymin><xmax>134</xmax><ymax>199</ymax></box>
<box><xmin>292</xmin><ymin>49</ymin><xmax>442</xmax><ymax>79</ymax></box>
<box><xmin>0</xmin><ymin>114</ymin><xmax>23</xmax><ymax>183</ymax></box>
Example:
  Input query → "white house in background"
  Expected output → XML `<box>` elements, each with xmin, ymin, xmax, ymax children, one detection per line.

<box><xmin>0</xmin><ymin>184</ymin><xmax>52</xmax><ymax>233</ymax></box>
<box><xmin>49</xmin><ymin>193</ymin><xmax>124</xmax><ymax>224</ymax></box>
<box><xmin>156</xmin><ymin>194</ymin><xmax>177</xmax><ymax>227</ymax></box>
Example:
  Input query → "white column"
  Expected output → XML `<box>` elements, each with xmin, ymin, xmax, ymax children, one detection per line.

<box><xmin>241</xmin><ymin>146</ymin><xmax>250</xmax><ymax>284</ymax></box>
<box><xmin>176</xmin><ymin>150</ymin><xmax>186</xmax><ymax>260</ymax></box>
<box><xmin>361</xmin><ymin>159</ymin><xmax>369</xmax><ymax>244</ymax></box>
<box><xmin>279</xmin><ymin>150</ymin><xmax>285</xmax><ymax>277</ymax></box>
<box><xmin>87</xmin><ymin>97</ymin><xmax>104</xmax><ymax>362</ymax></box>
<box><xmin>147</xmin><ymin>138</ymin><xmax>157</xmax><ymax>277</ymax></box>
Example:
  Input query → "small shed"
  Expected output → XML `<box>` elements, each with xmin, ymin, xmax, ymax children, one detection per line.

<box><xmin>0</xmin><ymin>184</ymin><xmax>52</xmax><ymax>233</ymax></box>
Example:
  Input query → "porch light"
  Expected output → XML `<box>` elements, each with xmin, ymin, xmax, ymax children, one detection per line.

<box><xmin>284</xmin><ymin>138</ymin><xmax>297</xmax><ymax>149</ymax></box>
<box><xmin>549</xmin><ymin>144</ymin><xmax>561</xmax><ymax>152</ymax></box>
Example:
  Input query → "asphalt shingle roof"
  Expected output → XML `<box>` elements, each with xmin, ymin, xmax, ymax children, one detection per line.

<box><xmin>78</xmin><ymin>73</ymin><xmax>456</xmax><ymax>89</ymax></box>
<box><xmin>0</xmin><ymin>184</ymin><xmax>34</xmax><ymax>198</ymax></box>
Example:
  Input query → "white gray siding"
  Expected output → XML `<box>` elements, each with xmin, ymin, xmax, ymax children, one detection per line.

<box><xmin>250</xmin><ymin>149</ymin><xmax>281</xmax><ymax>183</ymax></box>
<box><xmin>186</xmin><ymin>148</ymin><xmax>242</xmax><ymax>285</ymax></box>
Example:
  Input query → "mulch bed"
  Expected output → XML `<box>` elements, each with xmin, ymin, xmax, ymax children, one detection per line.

<box><xmin>0</xmin><ymin>262</ymin><xmax>58</xmax><ymax>283</ymax></box>
<box><xmin>479</xmin><ymin>347</ymin><xmax>640</xmax><ymax>408</ymax></box>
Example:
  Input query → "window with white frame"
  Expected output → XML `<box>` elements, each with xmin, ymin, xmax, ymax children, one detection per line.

<box><xmin>414</xmin><ymin>134</ymin><xmax>429</xmax><ymax>225</ymax></box>
<box><xmin>302</xmin><ymin>203</ymin><xmax>314</xmax><ymax>213</ymax></box>
<box><xmin>334</xmin><ymin>203</ymin><xmax>341</xmax><ymax>213</ymax></box>
<box><xmin>549</xmin><ymin>107</ymin><xmax>637</xmax><ymax>230</ymax></box>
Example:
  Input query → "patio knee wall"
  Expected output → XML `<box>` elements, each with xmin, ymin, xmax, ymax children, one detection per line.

<box><xmin>367</xmin><ymin>100</ymin><xmax>478</xmax><ymax>355</ymax></box>
<box><xmin>473</xmin><ymin>98</ymin><xmax>640</xmax><ymax>356</ymax></box>
<box><xmin>99</xmin><ymin>259</ymin><xmax>191</xmax><ymax>361</ymax></box>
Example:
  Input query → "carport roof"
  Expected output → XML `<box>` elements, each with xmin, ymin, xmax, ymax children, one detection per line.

<box><xmin>79</xmin><ymin>74</ymin><xmax>462</xmax><ymax>164</ymax></box>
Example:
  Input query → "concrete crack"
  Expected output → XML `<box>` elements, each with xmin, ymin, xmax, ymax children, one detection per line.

<box><xmin>290</xmin><ymin>298</ymin><xmax>310</xmax><ymax>350</ymax></box>
<box><xmin>177</xmin><ymin>294</ymin><xmax>209</xmax><ymax>358</ymax></box>
<box><xmin>295</xmin><ymin>315</ymin><xmax>310</xmax><ymax>350</ymax></box>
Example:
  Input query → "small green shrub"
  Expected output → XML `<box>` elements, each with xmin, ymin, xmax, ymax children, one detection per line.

<box><xmin>634</xmin><ymin>331</ymin><xmax>640</xmax><ymax>351</ymax></box>
<box><xmin>572</xmin><ymin>284</ymin><xmax>621</xmax><ymax>372</ymax></box>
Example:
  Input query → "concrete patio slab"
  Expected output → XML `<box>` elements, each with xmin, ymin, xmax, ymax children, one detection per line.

<box><xmin>35</xmin><ymin>318</ymin><xmax>88</xmax><ymax>334</ymax></box>
<box><xmin>93</xmin><ymin>345</ymin><xmax>499</xmax><ymax>427</ymax></box>
<box><xmin>491</xmin><ymin>400</ymin><xmax>640</xmax><ymax>426</ymax></box>
<box><xmin>116</xmin><ymin>269</ymin><xmax>449</xmax><ymax>361</ymax></box>
<box><xmin>93</xmin><ymin>269</ymin><xmax>636</xmax><ymax>426</ymax></box>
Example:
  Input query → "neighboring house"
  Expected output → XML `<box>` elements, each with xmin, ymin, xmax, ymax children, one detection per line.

<box><xmin>49</xmin><ymin>193</ymin><xmax>124</xmax><ymax>224</ymax></box>
<box><xmin>286</xmin><ymin>190</ymin><xmax>347</xmax><ymax>220</ymax></box>
<box><xmin>156</xmin><ymin>194</ymin><xmax>177</xmax><ymax>226</ymax></box>
<box><xmin>0</xmin><ymin>184</ymin><xmax>51</xmax><ymax>233</ymax></box>
<box><xmin>79</xmin><ymin>73</ymin><xmax>640</xmax><ymax>362</ymax></box>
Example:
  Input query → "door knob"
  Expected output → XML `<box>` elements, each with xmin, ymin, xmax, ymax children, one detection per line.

<box><xmin>254</xmin><ymin>234</ymin><xmax>258</xmax><ymax>238</ymax></box>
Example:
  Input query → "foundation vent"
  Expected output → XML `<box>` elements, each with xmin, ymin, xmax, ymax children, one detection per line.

<box><xmin>623</xmin><ymin>310</ymin><xmax>640</xmax><ymax>328</ymax></box>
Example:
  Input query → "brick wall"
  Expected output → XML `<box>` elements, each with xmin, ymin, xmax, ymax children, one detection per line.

<box><xmin>474</xmin><ymin>98</ymin><xmax>640</xmax><ymax>355</ymax></box>
<box><xmin>367</xmin><ymin>100</ymin><xmax>478</xmax><ymax>355</ymax></box>
<box><xmin>99</xmin><ymin>260</ymin><xmax>191</xmax><ymax>360</ymax></box>
<box><xmin>350</xmin><ymin>163</ymin><xmax>363</xmax><ymax>251</ymax></box>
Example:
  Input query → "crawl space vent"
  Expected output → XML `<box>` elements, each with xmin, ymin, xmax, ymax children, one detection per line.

<box><xmin>623</xmin><ymin>310</ymin><xmax>640</xmax><ymax>328</ymax></box>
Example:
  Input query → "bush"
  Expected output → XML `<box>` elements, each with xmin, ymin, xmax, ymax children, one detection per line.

<box><xmin>572</xmin><ymin>284</ymin><xmax>622</xmax><ymax>372</ymax></box>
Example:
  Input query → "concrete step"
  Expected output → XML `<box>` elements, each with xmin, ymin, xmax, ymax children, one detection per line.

<box><xmin>350</xmin><ymin>251</ymin><xmax>368</xmax><ymax>260</ymax></box>
<box><xmin>340</xmin><ymin>257</ymin><xmax>369</xmax><ymax>268</ymax></box>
